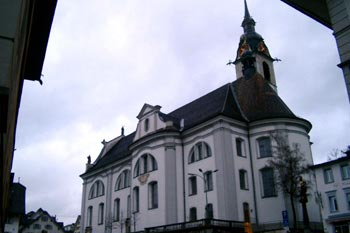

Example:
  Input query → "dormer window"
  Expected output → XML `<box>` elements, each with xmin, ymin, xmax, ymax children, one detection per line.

<box><xmin>144</xmin><ymin>118</ymin><xmax>149</xmax><ymax>132</ymax></box>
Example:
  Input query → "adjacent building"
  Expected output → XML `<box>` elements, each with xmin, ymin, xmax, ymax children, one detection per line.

<box><xmin>0</xmin><ymin>1</ymin><xmax>57</xmax><ymax>231</ymax></box>
<box><xmin>20</xmin><ymin>208</ymin><xmax>65</xmax><ymax>233</ymax></box>
<box><xmin>80</xmin><ymin>2</ymin><xmax>322</xmax><ymax>233</ymax></box>
<box><xmin>4</xmin><ymin>174</ymin><xmax>26</xmax><ymax>233</ymax></box>
<box><xmin>312</xmin><ymin>154</ymin><xmax>350</xmax><ymax>233</ymax></box>
<box><xmin>281</xmin><ymin>0</ymin><xmax>350</xmax><ymax>103</ymax></box>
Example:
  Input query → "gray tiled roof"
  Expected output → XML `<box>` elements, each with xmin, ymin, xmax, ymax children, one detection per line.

<box><xmin>84</xmin><ymin>72</ymin><xmax>306</xmax><ymax>175</ymax></box>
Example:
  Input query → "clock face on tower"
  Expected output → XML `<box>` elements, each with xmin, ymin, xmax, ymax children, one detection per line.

<box><xmin>257</xmin><ymin>41</ymin><xmax>270</xmax><ymax>56</ymax></box>
<box><xmin>238</xmin><ymin>39</ymin><xmax>251</xmax><ymax>58</ymax></box>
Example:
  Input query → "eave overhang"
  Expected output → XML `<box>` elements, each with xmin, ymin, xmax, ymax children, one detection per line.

<box><xmin>280</xmin><ymin>0</ymin><xmax>332</xmax><ymax>29</ymax></box>
<box><xmin>23</xmin><ymin>0</ymin><xmax>57</xmax><ymax>83</ymax></box>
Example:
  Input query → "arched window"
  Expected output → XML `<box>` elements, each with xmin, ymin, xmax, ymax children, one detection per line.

<box><xmin>88</xmin><ymin>180</ymin><xmax>105</xmax><ymax>199</ymax></box>
<box><xmin>263</xmin><ymin>62</ymin><xmax>271</xmax><ymax>82</ymax></box>
<box><xmin>188</xmin><ymin>142</ymin><xmax>212</xmax><ymax>164</ymax></box>
<box><xmin>115</xmin><ymin>170</ymin><xmax>131</xmax><ymax>191</ymax></box>
<box><xmin>133</xmin><ymin>154</ymin><xmax>158</xmax><ymax>177</ymax></box>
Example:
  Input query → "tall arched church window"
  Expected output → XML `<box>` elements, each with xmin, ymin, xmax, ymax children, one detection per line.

<box><xmin>115</xmin><ymin>169</ymin><xmax>131</xmax><ymax>191</ymax></box>
<box><xmin>263</xmin><ymin>62</ymin><xmax>271</xmax><ymax>82</ymax></box>
<box><xmin>188</xmin><ymin>142</ymin><xmax>212</xmax><ymax>164</ymax></box>
<box><xmin>133</xmin><ymin>153</ymin><xmax>158</xmax><ymax>178</ymax></box>
<box><xmin>88</xmin><ymin>180</ymin><xmax>105</xmax><ymax>199</ymax></box>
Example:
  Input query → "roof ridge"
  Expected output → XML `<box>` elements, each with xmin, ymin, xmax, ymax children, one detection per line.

<box><xmin>228</xmin><ymin>82</ymin><xmax>249</xmax><ymax>122</ymax></box>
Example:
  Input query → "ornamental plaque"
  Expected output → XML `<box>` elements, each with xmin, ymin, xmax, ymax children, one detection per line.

<box><xmin>138</xmin><ymin>173</ymin><xmax>149</xmax><ymax>185</ymax></box>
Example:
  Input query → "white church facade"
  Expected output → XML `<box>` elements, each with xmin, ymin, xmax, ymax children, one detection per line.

<box><xmin>80</xmin><ymin>2</ymin><xmax>322</xmax><ymax>233</ymax></box>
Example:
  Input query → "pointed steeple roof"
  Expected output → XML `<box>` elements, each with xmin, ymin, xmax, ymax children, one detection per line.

<box><xmin>242</xmin><ymin>0</ymin><xmax>256</xmax><ymax>34</ymax></box>
<box><xmin>234</xmin><ymin>0</ymin><xmax>273</xmax><ymax>62</ymax></box>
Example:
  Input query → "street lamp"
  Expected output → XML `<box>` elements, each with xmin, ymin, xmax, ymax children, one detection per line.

<box><xmin>188</xmin><ymin>168</ymin><xmax>218</xmax><ymax>219</ymax></box>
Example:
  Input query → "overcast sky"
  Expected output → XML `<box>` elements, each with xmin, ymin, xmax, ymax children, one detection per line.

<box><xmin>12</xmin><ymin>0</ymin><xmax>350</xmax><ymax>226</ymax></box>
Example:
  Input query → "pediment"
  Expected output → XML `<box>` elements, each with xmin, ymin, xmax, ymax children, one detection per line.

<box><xmin>137</xmin><ymin>103</ymin><xmax>161</xmax><ymax>119</ymax></box>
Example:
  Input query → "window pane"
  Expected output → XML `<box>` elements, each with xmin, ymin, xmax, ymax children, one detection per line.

<box><xmin>98</xmin><ymin>203</ymin><xmax>104</xmax><ymax>224</ymax></box>
<box><xmin>149</xmin><ymin>182</ymin><xmax>158</xmax><ymax>209</ymax></box>
<box><xmin>189</xmin><ymin>176</ymin><xmax>197</xmax><ymax>195</ymax></box>
<box><xmin>189</xmin><ymin>207</ymin><xmax>197</xmax><ymax>221</ymax></box>
<box><xmin>261</xmin><ymin>168</ymin><xmax>276</xmax><ymax>197</ymax></box>
<box><xmin>239</xmin><ymin>170</ymin><xmax>248</xmax><ymax>190</ymax></box>
<box><xmin>197</xmin><ymin>144</ymin><xmax>203</xmax><ymax>160</ymax></box>
<box><xmin>133</xmin><ymin>187</ymin><xmax>139</xmax><ymax>212</ymax></box>
<box><xmin>205</xmin><ymin>172</ymin><xmax>213</xmax><ymax>191</ymax></box>
<box><xmin>258</xmin><ymin>138</ymin><xmax>271</xmax><ymax>158</ymax></box>
<box><xmin>324</xmin><ymin>169</ymin><xmax>334</xmax><ymax>183</ymax></box>
<box><xmin>236</xmin><ymin>139</ymin><xmax>243</xmax><ymax>157</ymax></box>
<box><xmin>341</xmin><ymin>164</ymin><xmax>350</xmax><ymax>180</ymax></box>
<box><xmin>113</xmin><ymin>199</ymin><xmax>120</xmax><ymax>221</ymax></box>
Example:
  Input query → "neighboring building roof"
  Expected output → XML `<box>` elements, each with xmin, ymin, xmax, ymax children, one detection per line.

<box><xmin>311</xmin><ymin>155</ymin><xmax>350</xmax><ymax>169</ymax></box>
<box><xmin>20</xmin><ymin>208</ymin><xmax>65</xmax><ymax>233</ymax></box>
<box><xmin>83</xmin><ymin>71</ymin><xmax>309</xmax><ymax>176</ymax></box>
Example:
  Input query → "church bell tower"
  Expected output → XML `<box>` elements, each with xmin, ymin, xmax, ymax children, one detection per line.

<box><xmin>233</xmin><ymin>0</ymin><xmax>277</xmax><ymax>90</ymax></box>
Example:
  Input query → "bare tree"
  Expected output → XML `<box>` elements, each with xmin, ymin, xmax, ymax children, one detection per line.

<box><xmin>267</xmin><ymin>132</ymin><xmax>310</xmax><ymax>231</ymax></box>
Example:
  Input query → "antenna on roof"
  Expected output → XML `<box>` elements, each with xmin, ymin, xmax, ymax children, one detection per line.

<box><xmin>121</xmin><ymin>126</ymin><xmax>125</xmax><ymax>136</ymax></box>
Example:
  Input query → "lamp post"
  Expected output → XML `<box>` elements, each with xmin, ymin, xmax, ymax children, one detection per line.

<box><xmin>188</xmin><ymin>168</ymin><xmax>218</xmax><ymax>219</ymax></box>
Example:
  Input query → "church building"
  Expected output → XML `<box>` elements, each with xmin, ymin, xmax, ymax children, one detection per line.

<box><xmin>80</xmin><ymin>2</ymin><xmax>322</xmax><ymax>233</ymax></box>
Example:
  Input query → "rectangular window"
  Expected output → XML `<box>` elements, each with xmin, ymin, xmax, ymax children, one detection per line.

<box><xmin>324</xmin><ymin>168</ymin><xmax>334</xmax><ymax>183</ymax></box>
<box><xmin>87</xmin><ymin>206</ymin><xmax>93</xmax><ymax>226</ymax></box>
<box><xmin>344</xmin><ymin>188</ymin><xmax>350</xmax><ymax>210</ymax></box>
<box><xmin>258</xmin><ymin>137</ymin><xmax>272</xmax><ymax>158</ymax></box>
<box><xmin>149</xmin><ymin>182</ymin><xmax>158</xmax><ymax>209</ymax></box>
<box><xmin>236</xmin><ymin>138</ymin><xmax>244</xmax><ymax>157</ymax></box>
<box><xmin>133</xmin><ymin>187</ymin><xmax>139</xmax><ymax>212</ymax></box>
<box><xmin>239</xmin><ymin>170</ymin><xmax>248</xmax><ymax>190</ymax></box>
<box><xmin>261</xmin><ymin>168</ymin><xmax>276</xmax><ymax>197</ymax></box>
<box><xmin>127</xmin><ymin>195</ymin><xmax>131</xmax><ymax>217</ymax></box>
<box><xmin>113</xmin><ymin>199</ymin><xmax>120</xmax><ymax>222</ymax></box>
<box><xmin>341</xmin><ymin>164</ymin><xmax>350</xmax><ymax>180</ymax></box>
<box><xmin>206</xmin><ymin>203</ymin><xmax>214</xmax><ymax>219</ymax></box>
<box><xmin>189</xmin><ymin>207</ymin><xmax>197</xmax><ymax>221</ymax></box>
<box><xmin>328</xmin><ymin>194</ymin><xmax>338</xmax><ymax>212</ymax></box>
<box><xmin>204</xmin><ymin>172</ymin><xmax>213</xmax><ymax>191</ymax></box>
<box><xmin>98</xmin><ymin>203</ymin><xmax>104</xmax><ymax>225</ymax></box>
<box><xmin>189</xmin><ymin>176</ymin><xmax>197</xmax><ymax>195</ymax></box>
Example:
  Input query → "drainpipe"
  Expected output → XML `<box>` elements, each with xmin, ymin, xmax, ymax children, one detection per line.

<box><xmin>180</xmin><ymin>119</ymin><xmax>186</xmax><ymax>221</ymax></box>
<box><xmin>247</xmin><ymin>128</ymin><xmax>259</xmax><ymax>226</ymax></box>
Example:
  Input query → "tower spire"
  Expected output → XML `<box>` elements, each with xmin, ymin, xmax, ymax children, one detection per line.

<box><xmin>241</xmin><ymin>0</ymin><xmax>256</xmax><ymax>34</ymax></box>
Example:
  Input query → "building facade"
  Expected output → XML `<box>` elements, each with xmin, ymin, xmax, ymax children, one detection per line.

<box><xmin>80</xmin><ymin>2</ymin><xmax>322</xmax><ymax>233</ymax></box>
<box><xmin>19</xmin><ymin>208</ymin><xmax>65</xmax><ymax>233</ymax></box>
<box><xmin>312</xmin><ymin>154</ymin><xmax>350</xmax><ymax>233</ymax></box>
<box><xmin>0</xmin><ymin>1</ymin><xmax>57</xmax><ymax>230</ymax></box>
